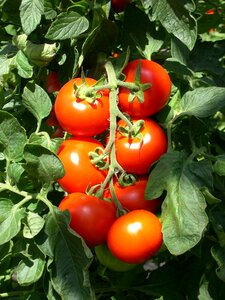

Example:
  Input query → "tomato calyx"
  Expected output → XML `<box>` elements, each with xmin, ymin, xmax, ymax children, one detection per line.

<box><xmin>118</xmin><ymin>119</ymin><xmax>144</xmax><ymax>141</ymax></box>
<box><xmin>117</xmin><ymin>172</ymin><xmax>137</xmax><ymax>187</ymax></box>
<box><xmin>89</xmin><ymin>147</ymin><xmax>109</xmax><ymax>171</ymax></box>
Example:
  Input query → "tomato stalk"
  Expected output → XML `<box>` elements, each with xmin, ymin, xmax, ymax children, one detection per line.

<box><xmin>92</xmin><ymin>62</ymin><xmax>137</xmax><ymax>211</ymax></box>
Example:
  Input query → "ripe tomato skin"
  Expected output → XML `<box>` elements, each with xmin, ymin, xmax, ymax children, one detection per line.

<box><xmin>113</xmin><ymin>176</ymin><xmax>160</xmax><ymax>212</ymax></box>
<box><xmin>59</xmin><ymin>193</ymin><xmax>116</xmax><ymax>247</ymax></box>
<box><xmin>54</xmin><ymin>77</ymin><xmax>110</xmax><ymax>137</ymax></box>
<box><xmin>95</xmin><ymin>243</ymin><xmax>136</xmax><ymax>272</ymax></box>
<box><xmin>115</xmin><ymin>118</ymin><xmax>167</xmax><ymax>175</ymax></box>
<box><xmin>107</xmin><ymin>210</ymin><xmax>163</xmax><ymax>264</ymax></box>
<box><xmin>57</xmin><ymin>137</ymin><xmax>106</xmax><ymax>193</ymax></box>
<box><xmin>111</xmin><ymin>0</ymin><xmax>130</xmax><ymax>12</ymax></box>
<box><xmin>46</xmin><ymin>71</ymin><xmax>60</xmax><ymax>93</ymax></box>
<box><xmin>118</xmin><ymin>59</ymin><xmax>171</xmax><ymax>117</ymax></box>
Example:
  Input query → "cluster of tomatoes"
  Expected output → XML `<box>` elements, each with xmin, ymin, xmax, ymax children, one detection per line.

<box><xmin>47</xmin><ymin>59</ymin><xmax>171</xmax><ymax>270</ymax></box>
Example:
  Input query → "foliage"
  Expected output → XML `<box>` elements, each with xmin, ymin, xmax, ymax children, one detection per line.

<box><xmin>0</xmin><ymin>0</ymin><xmax>225</xmax><ymax>299</ymax></box>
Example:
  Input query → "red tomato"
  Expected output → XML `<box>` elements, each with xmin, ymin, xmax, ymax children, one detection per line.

<box><xmin>115</xmin><ymin>118</ymin><xmax>167</xmax><ymax>174</ymax></box>
<box><xmin>46</xmin><ymin>71</ymin><xmax>60</xmax><ymax>93</ymax></box>
<box><xmin>57</xmin><ymin>137</ymin><xmax>106</xmax><ymax>193</ymax></box>
<box><xmin>111</xmin><ymin>0</ymin><xmax>131</xmax><ymax>13</ymax></box>
<box><xmin>59</xmin><ymin>193</ymin><xmax>116</xmax><ymax>247</ymax></box>
<box><xmin>118</xmin><ymin>59</ymin><xmax>171</xmax><ymax>117</ymax></box>
<box><xmin>54</xmin><ymin>77</ymin><xmax>110</xmax><ymax>137</ymax></box>
<box><xmin>46</xmin><ymin>107</ymin><xmax>61</xmax><ymax>127</ymax></box>
<box><xmin>107</xmin><ymin>210</ymin><xmax>163</xmax><ymax>264</ymax></box>
<box><xmin>112</xmin><ymin>176</ymin><xmax>160</xmax><ymax>212</ymax></box>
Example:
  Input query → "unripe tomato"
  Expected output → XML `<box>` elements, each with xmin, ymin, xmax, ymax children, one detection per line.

<box><xmin>95</xmin><ymin>243</ymin><xmax>136</xmax><ymax>272</ymax></box>
<box><xmin>118</xmin><ymin>59</ymin><xmax>171</xmax><ymax>117</ymax></box>
<box><xmin>115</xmin><ymin>118</ymin><xmax>167</xmax><ymax>175</ymax></box>
<box><xmin>107</xmin><ymin>210</ymin><xmax>163</xmax><ymax>264</ymax></box>
<box><xmin>59</xmin><ymin>193</ymin><xmax>116</xmax><ymax>247</ymax></box>
<box><xmin>57</xmin><ymin>137</ymin><xmax>106</xmax><ymax>193</ymax></box>
<box><xmin>54</xmin><ymin>77</ymin><xmax>110</xmax><ymax>137</ymax></box>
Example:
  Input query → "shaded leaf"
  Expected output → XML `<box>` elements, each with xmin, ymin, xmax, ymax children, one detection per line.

<box><xmin>23</xmin><ymin>144</ymin><xmax>64</xmax><ymax>185</ymax></box>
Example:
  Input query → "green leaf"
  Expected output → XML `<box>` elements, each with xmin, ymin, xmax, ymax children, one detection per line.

<box><xmin>211</xmin><ymin>245</ymin><xmax>225</xmax><ymax>282</ymax></box>
<box><xmin>214</xmin><ymin>158</ymin><xmax>225</xmax><ymax>176</ymax></box>
<box><xmin>7</xmin><ymin>162</ymin><xmax>25</xmax><ymax>185</ymax></box>
<box><xmin>45</xmin><ymin>208</ymin><xmax>94</xmax><ymax>300</ymax></box>
<box><xmin>145</xmin><ymin>151</ymin><xmax>209</xmax><ymax>255</ymax></box>
<box><xmin>151</xmin><ymin>0</ymin><xmax>197</xmax><ymax>50</ymax></box>
<box><xmin>179</xmin><ymin>87</ymin><xmax>225</xmax><ymax>118</ymax></box>
<box><xmin>15</xmin><ymin>243</ymin><xmax>46</xmax><ymax>285</ymax></box>
<box><xmin>44</xmin><ymin>0</ymin><xmax>57</xmax><ymax>19</ymax></box>
<box><xmin>22</xmin><ymin>83</ymin><xmax>52</xmax><ymax>123</ymax></box>
<box><xmin>0</xmin><ymin>56</ymin><xmax>13</xmax><ymax>76</ymax></box>
<box><xmin>14</xmin><ymin>50</ymin><xmax>33</xmax><ymax>78</ymax></box>
<box><xmin>0</xmin><ymin>110</ymin><xmax>27</xmax><ymax>162</ymax></box>
<box><xmin>23</xmin><ymin>211</ymin><xmax>45</xmax><ymax>239</ymax></box>
<box><xmin>19</xmin><ymin>0</ymin><xmax>44</xmax><ymax>35</ymax></box>
<box><xmin>29</xmin><ymin>132</ymin><xmax>63</xmax><ymax>153</ymax></box>
<box><xmin>0</xmin><ymin>198</ymin><xmax>14</xmax><ymax>223</ymax></box>
<box><xmin>23</xmin><ymin>144</ymin><xmax>64</xmax><ymax>185</ymax></box>
<box><xmin>45</xmin><ymin>11</ymin><xmax>89</xmax><ymax>40</ymax></box>
<box><xmin>0</xmin><ymin>205</ymin><xmax>25</xmax><ymax>245</ymax></box>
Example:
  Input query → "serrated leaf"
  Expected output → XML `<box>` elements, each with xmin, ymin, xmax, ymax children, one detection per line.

<box><xmin>151</xmin><ymin>0</ymin><xmax>197</xmax><ymax>50</ymax></box>
<box><xmin>20</xmin><ymin>0</ymin><xmax>44</xmax><ymax>35</ymax></box>
<box><xmin>14</xmin><ymin>50</ymin><xmax>33</xmax><ymax>78</ymax></box>
<box><xmin>22</xmin><ymin>83</ymin><xmax>52</xmax><ymax>123</ymax></box>
<box><xmin>0</xmin><ymin>206</ymin><xmax>25</xmax><ymax>245</ymax></box>
<box><xmin>45</xmin><ymin>11</ymin><xmax>89</xmax><ymax>40</ymax></box>
<box><xmin>15</xmin><ymin>243</ymin><xmax>45</xmax><ymax>285</ymax></box>
<box><xmin>23</xmin><ymin>211</ymin><xmax>45</xmax><ymax>239</ymax></box>
<box><xmin>145</xmin><ymin>151</ymin><xmax>209</xmax><ymax>255</ymax></box>
<box><xmin>23</xmin><ymin>144</ymin><xmax>64</xmax><ymax>184</ymax></box>
<box><xmin>179</xmin><ymin>87</ymin><xmax>225</xmax><ymax>118</ymax></box>
<box><xmin>0</xmin><ymin>110</ymin><xmax>27</xmax><ymax>162</ymax></box>
<box><xmin>45</xmin><ymin>208</ymin><xmax>94</xmax><ymax>300</ymax></box>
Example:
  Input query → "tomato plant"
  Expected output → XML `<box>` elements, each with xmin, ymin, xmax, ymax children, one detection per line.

<box><xmin>115</xmin><ymin>117</ymin><xmax>167</xmax><ymax>174</ymax></box>
<box><xmin>112</xmin><ymin>176</ymin><xmax>161</xmax><ymax>212</ymax></box>
<box><xmin>95</xmin><ymin>243</ymin><xmax>136</xmax><ymax>272</ymax></box>
<box><xmin>1</xmin><ymin>0</ymin><xmax>225</xmax><ymax>299</ymax></box>
<box><xmin>54</xmin><ymin>77</ymin><xmax>110</xmax><ymax>137</ymax></box>
<box><xmin>107</xmin><ymin>210</ymin><xmax>163</xmax><ymax>264</ymax></box>
<box><xmin>118</xmin><ymin>59</ymin><xmax>171</xmax><ymax>117</ymax></box>
<box><xmin>57</xmin><ymin>137</ymin><xmax>107</xmax><ymax>193</ymax></box>
<box><xmin>59</xmin><ymin>193</ymin><xmax>116</xmax><ymax>247</ymax></box>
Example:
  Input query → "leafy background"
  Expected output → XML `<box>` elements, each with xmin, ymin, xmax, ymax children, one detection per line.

<box><xmin>0</xmin><ymin>0</ymin><xmax>225</xmax><ymax>299</ymax></box>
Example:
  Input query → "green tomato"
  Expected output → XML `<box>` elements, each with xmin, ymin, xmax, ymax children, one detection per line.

<box><xmin>95</xmin><ymin>243</ymin><xmax>137</xmax><ymax>272</ymax></box>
